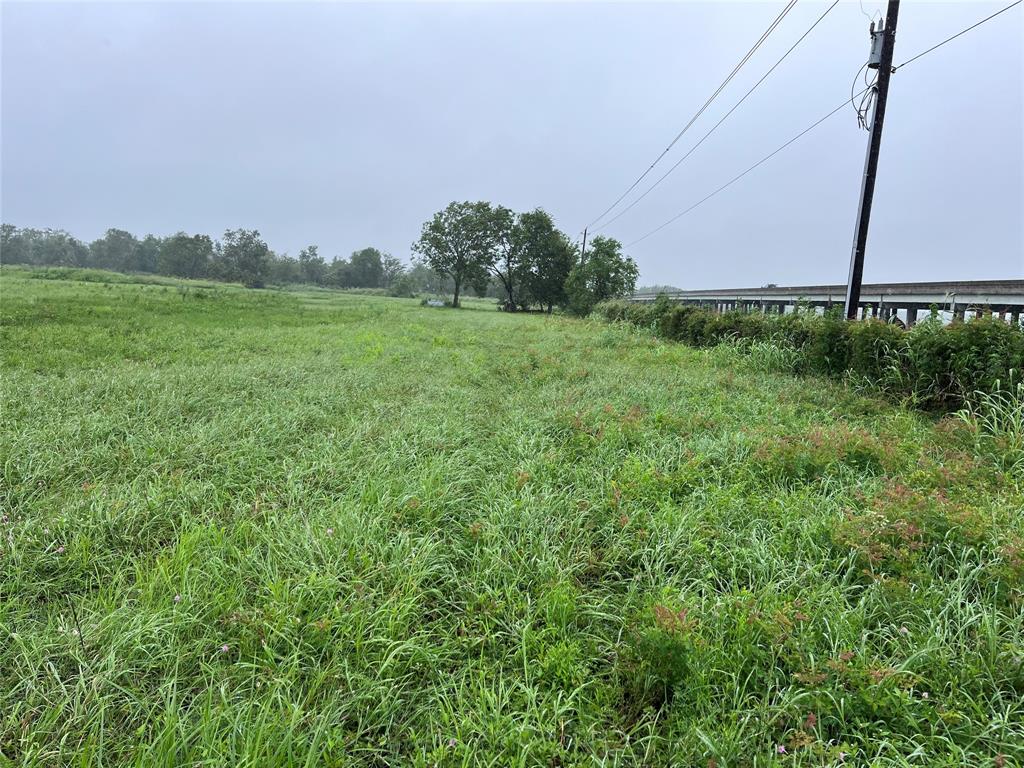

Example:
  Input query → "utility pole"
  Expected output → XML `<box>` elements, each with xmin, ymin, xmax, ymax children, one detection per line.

<box><xmin>580</xmin><ymin>227</ymin><xmax>588</xmax><ymax>266</ymax></box>
<box><xmin>844</xmin><ymin>0</ymin><xmax>900</xmax><ymax>320</ymax></box>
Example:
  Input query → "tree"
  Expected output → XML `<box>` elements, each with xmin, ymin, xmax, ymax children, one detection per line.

<box><xmin>488</xmin><ymin>206</ymin><xmax>522</xmax><ymax>310</ymax></box>
<box><xmin>298</xmin><ymin>245</ymin><xmax>326</xmax><ymax>285</ymax></box>
<box><xmin>565</xmin><ymin>236</ymin><xmax>638</xmax><ymax>316</ymax></box>
<box><xmin>412</xmin><ymin>201</ymin><xmax>497</xmax><ymax>308</ymax></box>
<box><xmin>1</xmin><ymin>224</ymin><xmax>29</xmax><ymax>264</ymax></box>
<box><xmin>381</xmin><ymin>254</ymin><xmax>405</xmax><ymax>288</ymax></box>
<box><xmin>349</xmin><ymin>247</ymin><xmax>385</xmax><ymax>288</ymax></box>
<box><xmin>136</xmin><ymin>235</ymin><xmax>163</xmax><ymax>273</ymax></box>
<box><xmin>90</xmin><ymin>229</ymin><xmax>139</xmax><ymax>272</ymax></box>
<box><xmin>405</xmin><ymin>262</ymin><xmax>450</xmax><ymax>295</ymax></box>
<box><xmin>325</xmin><ymin>257</ymin><xmax>351</xmax><ymax>288</ymax></box>
<box><xmin>159</xmin><ymin>233</ymin><xmax>213</xmax><ymax>278</ymax></box>
<box><xmin>269</xmin><ymin>252</ymin><xmax>302</xmax><ymax>284</ymax></box>
<box><xmin>386</xmin><ymin>272</ymin><xmax>417</xmax><ymax>298</ymax></box>
<box><xmin>219</xmin><ymin>229</ymin><xmax>270</xmax><ymax>288</ymax></box>
<box><xmin>517</xmin><ymin>209</ymin><xmax>574</xmax><ymax>313</ymax></box>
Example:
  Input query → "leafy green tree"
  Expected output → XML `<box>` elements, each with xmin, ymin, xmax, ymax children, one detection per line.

<box><xmin>565</xmin><ymin>236</ymin><xmax>638</xmax><ymax>316</ymax></box>
<box><xmin>412</xmin><ymin>201</ymin><xmax>497</xmax><ymax>308</ymax></box>
<box><xmin>298</xmin><ymin>245</ymin><xmax>326</xmax><ymax>285</ymax></box>
<box><xmin>488</xmin><ymin>205</ymin><xmax>523</xmax><ymax>310</ymax></box>
<box><xmin>1</xmin><ymin>227</ymin><xmax>89</xmax><ymax>266</ymax></box>
<box><xmin>382</xmin><ymin>254</ymin><xmax>405</xmax><ymax>288</ymax></box>
<box><xmin>1</xmin><ymin>224</ymin><xmax>30</xmax><ymax>264</ymax></box>
<box><xmin>90</xmin><ymin>229</ymin><xmax>139</xmax><ymax>272</ymax></box>
<box><xmin>325</xmin><ymin>257</ymin><xmax>351</xmax><ymax>288</ymax></box>
<box><xmin>159</xmin><ymin>233</ymin><xmax>213</xmax><ymax>278</ymax></box>
<box><xmin>516</xmin><ymin>209</ymin><xmax>575</xmax><ymax>313</ymax></box>
<box><xmin>405</xmin><ymin>262</ymin><xmax>450</xmax><ymax>295</ymax></box>
<box><xmin>269</xmin><ymin>253</ymin><xmax>302</xmax><ymax>284</ymax></box>
<box><xmin>219</xmin><ymin>229</ymin><xmax>270</xmax><ymax>288</ymax></box>
<box><xmin>136</xmin><ymin>235</ymin><xmax>163</xmax><ymax>273</ymax></box>
<box><xmin>40</xmin><ymin>229</ymin><xmax>90</xmax><ymax>266</ymax></box>
<box><xmin>349</xmin><ymin>247</ymin><xmax>385</xmax><ymax>288</ymax></box>
<box><xmin>386</xmin><ymin>272</ymin><xmax>417</xmax><ymax>298</ymax></box>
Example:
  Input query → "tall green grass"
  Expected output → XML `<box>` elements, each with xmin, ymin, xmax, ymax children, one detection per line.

<box><xmin>2</xmin><ymin>272</ymin><xmax>1022</xmax><ymax>766</ymax></box>
<box><xmin>597</xmin><ymin>299</ymin><xmax>1024</xmax><ymax>409</ymax></box>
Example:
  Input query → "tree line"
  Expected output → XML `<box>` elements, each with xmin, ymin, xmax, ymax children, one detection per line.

<box><xmin>2</xmin><ymin>205</ymin><xmax>640</xmax><ymax>314</ymax></box>
<box><xmin>412</xmin><ymin>201</ymin><xmax>638</xmax><ymax>314</ymax></box>
<box><xmin>0</xmin><ymin>224</ymin><xmax>423</xmax><ymax>293</ymax></box>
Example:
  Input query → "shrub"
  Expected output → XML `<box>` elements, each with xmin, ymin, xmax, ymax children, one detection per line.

<box><xmin>848</xmin><ymin>320</ymin><xmax>907</xmax><ymax>388</ymax></box>
<box><xmin>600</xmin><ymin>301</ymin><xmax>1024</xmax><ymax>412</ymax></box>
<box><xmin>657</xmin><ymin>305</ymin><xmax>691</xmax><ymax>341</ymax></box>
<box><xmin>805</xmin><ymin>311</ymin><xmax>851</xmax><ymax>376</ymax></box>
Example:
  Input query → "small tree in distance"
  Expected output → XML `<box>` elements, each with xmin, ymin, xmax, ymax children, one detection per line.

<box><xmin>412</xmin><ymin>201</ymin><xmax>497</xmax><ymax>308</ymax></box>
<box><xmin>298</xmin><ymin>245</ymin><xmax>326</xmax><ymax>285</ymax></box>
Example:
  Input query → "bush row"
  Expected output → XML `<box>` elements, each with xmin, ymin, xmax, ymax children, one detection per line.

<box><xmin>596</xmin><ymin>298</ymin><xmax>1024</xmax><ymax>409</ymax></box>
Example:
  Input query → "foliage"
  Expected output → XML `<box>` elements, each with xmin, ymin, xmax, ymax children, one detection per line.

<box><xmin>217</xmin><ymin>229</ymin><xmax>271</xmax><ymax>288</ymax></box>
<box><xmin>1</xmin><ymin>224</ymin><xmax>90</xmax><ymax>267</ymax></box>
<box><xmin>159</xmin><ymin>232</ymin><xmax>214</xmax><ymax>279</ymax></box>
<box><xmin>598</xmin><ymin>301</ymin><xmax>1024</xmax><ymax>410</ymax></box>
<box><xmin>566</xmin><ymin>236</ymin><xmax>639</xmax><ymax>316</ymax></box>
<box><xmin>89</xmin><ymin>228</ymin><xmax>139</xmax><ymax>272</ymax></box>
<box><xmin>348</xmin><ymin>247</ymin><xmax>387</xmax><ymax>289</ymax></box>
<box><xmin>411</xmin><ymin>201</ymin><xmax>498</xmax><ymax>308</ymax></box>
<box><xmin>519</xmin><ymin>211</ymin><xmax>576</xmax><ymax>313</ymax></box>
<box><xmin>297</xmin><ymin>245</ymin><xmax>326</xmax><ymax>285</ymax></box>
<box><xmin>1</xmin><ymin>223</ymin><xmax>410</xmax><ymax>292</ymax></box>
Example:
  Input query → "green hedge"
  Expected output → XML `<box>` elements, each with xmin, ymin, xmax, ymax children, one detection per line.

<box><xmin>596</xmin><ymin>299</ymin><xmax>1024</xmax><ymax>409</ymax></box>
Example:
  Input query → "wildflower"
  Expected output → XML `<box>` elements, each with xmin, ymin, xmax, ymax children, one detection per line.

<box><xmin>448</xmin><ymin>738</ymin><xmax>457</xmax><ymax>748</ymax></box>
<box><xmin>326</xmin><ymin>527</ymin><xmax>334</xmax><ymax>537</ymax></box>
<box><xmin>921</xmin><ymin>692</ymin><xmax>929</xmax><ymax>699</ymax></box>
<box><xmin>776</xmin><ymin>744</ymin><xmax>786</xmax><ymax>754</ymax></box>
<box><xmin>899</xmin><ymin>625</ymin><xmax>909</xmax><ymax>636</ymax></box>
<box><xmin>839</xmin><ymin>752</ymin><xmax>848</xmax><ymax>761</ymax></box>
<box><xmin>56</xmin><ymin>546</ymin><xmax>65</xmax><ymax>554</ymax></box>
<box><xmin>71</xmin><ymin>628</ymin><xmax>80</xmax><ymax>636</ymax></box>
<box><xmin>220</xmin><ymin>644</ymin><xmax>229</xmax><ymax>654</ymax></box>
<box><xmin>174</xmin><ymin>594</ymin><xmax>182</xmax><ymax>603</ymax></box>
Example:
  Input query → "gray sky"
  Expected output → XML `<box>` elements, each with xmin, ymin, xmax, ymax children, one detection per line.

<box><xmin>2</xmin><ymin>1</ymin><xmax>1022</xmax><ymax>288</ymax></box>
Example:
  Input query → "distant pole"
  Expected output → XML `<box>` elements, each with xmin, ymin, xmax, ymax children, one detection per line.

<box><xmin>844</xmin><ymin>0</ymin><xmax>900</xmax><ymax>320</ymax></box>
<box><xmin>580</xmin><ymin>228</ymin><xmax>588</xmax><ymax>266</ymax></box>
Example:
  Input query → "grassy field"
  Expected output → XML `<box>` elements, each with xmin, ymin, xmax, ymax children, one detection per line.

<box><xmin>2</xmin><ymin>270</ymin><xmax>1022</xmax><ymax>767</ymax></box>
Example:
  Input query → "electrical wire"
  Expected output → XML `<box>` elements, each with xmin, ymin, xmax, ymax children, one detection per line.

<box><xmin>592</xmin><ymin>0</ymin><xmax>841</xmax><ymax>232</ymax></box>
<box><xmin>625</xmin><ymin>87</ymin><xmax>871</xmax><ymax>247</ymax></box>
<box><xmin>894</xmin><ymin>0</ymin><xmax>1022</xmax><ymax>71</ymax></box>
<box><xmin>849</xmin><ymin>61</ymin><xmax>868</xmax><ymax>122</ymax></box>
<box><xmin>621</xmin><ymin>1</ymin><xmax>1023</xmax><ymax>249</ymax></box>
<box><xmin>583</xmin><ymin>0</ymin><xmax>799</xmax><ymax>231</ymax></box>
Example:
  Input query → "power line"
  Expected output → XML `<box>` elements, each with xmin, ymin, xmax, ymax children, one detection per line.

<box><xmin>583</xmin><ymin>0</ymin><xmax>799</xmax><ymax>231</ymax></box>
<box><xmin>894</xmin><ymin>0</ymin><xmax>1021</xmax><ymax>70</ymax></box>
<box><xmin>594</xmin><ymin>0</ymin><xmax>840</xmax><ymax>232</ymax></box>
<box><xmin>625</xmin><ymin>88</ymin><xmax>870</xmax><ymax>247</ymax></box>
<box><xmin>623</xmin><ymin>0</ymin><xmax>1023</xmax><ymax>249</ymax></box>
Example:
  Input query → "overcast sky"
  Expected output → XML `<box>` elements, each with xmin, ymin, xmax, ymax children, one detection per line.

<box><xmin>2</xmin><ymin>1</ymin><xmax>1021</xmax><ymax>288</ymax></box>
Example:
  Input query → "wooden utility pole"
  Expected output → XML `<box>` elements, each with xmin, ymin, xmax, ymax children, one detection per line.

<box><xmin>580</xmin><ymin>227</ymin><xmax>588</xmax><ymax>266</ymax></box>
<box><xmin>844</xmin><ymin>0</ymin><xmax>900</xmax><ymax>320</ymax></box>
